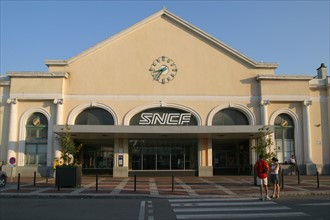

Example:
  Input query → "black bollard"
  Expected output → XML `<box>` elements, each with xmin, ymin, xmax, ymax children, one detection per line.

<box><xmin>171</xmin><ymin>175</ymin><xmax>174</xmax><ymax>192</ymax></box>
<box><xmin>297</xmin><ymin>169</ymin><xmax>300</xmax><ymax>184</ymax></box>
<box><xmin>281</xmin><ymin>170</ymin><xmax>284</xmax><ymax>190</ymax></box>
<box><xmin>33</xmin><ymin>171</ymin><xmax>36</xmax><ymax>187</ymax></box>
<box><xmin>96</xmin><ymin>172</ymin><xmax>99</xmax><ymax>191</ymax></box>
<box><xmin>134</xmin><ymin>174</ymin><xmax>137</xmax><ymax>192</ymax></box>
<box><xmin>45</xmin><ymin>169</ymin><xmax>48</xmax><ymax>184</ymax></box>
<box><xmin>57</xmin><ymin>175</ymin><xmax>60</xmax><ymax>191</ymax></box>
<box><xmin>316</xmin><ymin>171</ymin><xmax>320</xmax><ymax>189</ymax></box>
<box><xmin>17</xmin><ymin>173</ymin><xmax>21</xmax><ymax>191</ymax></box>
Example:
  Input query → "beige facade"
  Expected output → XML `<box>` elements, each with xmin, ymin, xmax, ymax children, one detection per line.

<box><xmin>0</xmin><ymin>9</ymin><xmax>329</xmax><ymax>177</ymax></box>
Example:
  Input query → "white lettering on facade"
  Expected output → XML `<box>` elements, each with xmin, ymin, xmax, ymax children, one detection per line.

<box><xmin>139</xmin><ymin>113</ymin><xmax>192</xmax><ymax>125</ymax></box>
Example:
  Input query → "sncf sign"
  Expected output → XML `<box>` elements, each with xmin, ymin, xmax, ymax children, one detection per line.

<box><xmin>139</xmin><ymin>113</ymin><xmax>192</xmax><ymax>125</ymax></box>
<box><xmin>130</xmin><ymin>107</ymin><xmax>198</xmax><ymax>126</ymax></box>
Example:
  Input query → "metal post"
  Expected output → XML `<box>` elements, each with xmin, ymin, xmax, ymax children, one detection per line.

<box><xmin>297</xmin><ymin>169</ymin><xmax>300</xmax><ymax>184</ymax></box>
<box><xmin>33</xmin><ymin>171</ymin><xmax>36</xmax><ymax>187</ymax></box>
<box><xmin>46</xmin><ymin>169</ymin><xmax>49</xmax><ymax>184</ymax></box>
<box><xmin>316</xmin><ymin>171</ymin><xmax>320</xmax><ymax>189</ymax></box>
<box><xmin>96</xmin><ymin>172</ymin><xmax>99</xmax><ymax>191</ymax></box>
<box><xmin>281</xmin><ymin>170</ymin><xmax>284</xmax><ymax>190</ymax></box>
<box><xmin>172</xmin><ymin>175</ymin><xmax>174</xmax><ymax>192</ymax></box>
<box><xmin>134</xmin><ymin>174</ymin><xmax>137</xmax><ymax>192</ymax></box>
<box><xmin>17</xmin><ymin>173</ymin><xmax>21</xmax><ymax>191</ymax></box>
<box><xmin>57</xmin><ymin>175</ymin><xmax>60</xmax><ymax>191</ymax></box>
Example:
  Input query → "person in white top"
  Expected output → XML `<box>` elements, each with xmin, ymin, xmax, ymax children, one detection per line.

<box><xmin>270</xmin><ymin>157</ymin><xmax>280</xmax><ymax>199</ymax></box>
<box><xmin>289</xmin><ymin>154</ymin><xmax>296</xmax><ymax>175</ymax></box>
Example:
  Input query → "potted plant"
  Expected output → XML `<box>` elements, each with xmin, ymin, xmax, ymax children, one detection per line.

<box><xmin>55</xmin><ymin>125</ymin><xmax>82</xmax><ymax>188</ymax></box>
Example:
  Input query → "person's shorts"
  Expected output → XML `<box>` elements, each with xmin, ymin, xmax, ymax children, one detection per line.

<box><xmin>257</xmin><ymin>177</ymin><xmax>268</xmax><ymax>186</ymax></box>
<box><xmin>270</xmin><ymin>174</ymin><xmax>279</xmax><ymax>184</ymax></box>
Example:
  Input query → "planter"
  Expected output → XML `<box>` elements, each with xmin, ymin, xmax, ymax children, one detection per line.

<box><xmin>55</xmin><ymin>166</ymin><xmax>82</xmax><ymax>188</ymax></box>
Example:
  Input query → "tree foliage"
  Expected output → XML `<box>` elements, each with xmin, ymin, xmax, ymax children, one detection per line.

<box><xmin>252</xmin><ymin>126</ymin><xmax>276</xmax><ymax>163</ymax></box>
<box><xmin>59</xmin><ymin>125</ymin><xmax>82</xmax><ymax>166</ymax></box>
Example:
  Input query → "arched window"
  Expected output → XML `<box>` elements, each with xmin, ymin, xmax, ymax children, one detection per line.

<box><xmin>274</xmin><ymin>114</ymin><xmax>295</xmax><ymax>163</ymax></box>
<box><xmin>212</xmin><ymin>108</ymin><xmax>249</xmax><ymax>125</ymax></box>
<box><xmin>25</xmin><ymin>113</ymin><xmax>48</xmax><ymax>165</ymax></box>
<box><xmin>75</xmin><ymin>107</ymin><xmax>114</xmax><ymax>125</ymax></box>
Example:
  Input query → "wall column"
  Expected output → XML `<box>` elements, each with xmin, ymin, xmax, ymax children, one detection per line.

<box><xmin>6</xmin><ymin>98</ymin><xmax>18</xmax><ymax>163</ymax></box>
<box><xmin>198</xmin><ymin>138</ymin><xmax>213</xmax><ymax>176</ymax></box>
<box><xmin>303</xmin><ymin>100</ymin><xmax>316</xmax><ymax>174</ymax></box>
<box><xmin>260</xmin><ymin>99</ymin><xmax>270</xmax><ymax>125</ymax></box>
<box><xmin>303</xmin><ymin>100</ymin><xmax>312</xmax><ymax>163</ymax></box>
<box><xmin>54</xmin><ymin>98</ymin><xmax>63</xmax><ymax>159</ymax></box>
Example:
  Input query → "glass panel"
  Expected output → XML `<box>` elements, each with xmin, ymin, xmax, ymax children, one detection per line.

<box><xmin>171</xmin><ymin>145</ymin><xmax>184</xmax><ymax>170</ymax></box>
<box><xmin>212</xmin><ymin>109</ymin><xmax>248</xmax><ymax>125</ymax></box>
<box><xmin>185</xmin><ymin>143</ymin><xmax>197</xmax><ymax>169</ymax></box>
<box><xmin>157</xmin><ymin>142</ymin><xmax>170</xmax><ymax>170</ymax></box>
<box><xmin>143</xmin><ymin>145</ymin><xmax>156</xmax><ymax>170</ymax></box>
<box><xmin>75</xmin><ymin>107</ymin><xmax>114</xmax><ymax>125</ymax></box>
<box><xmin>82</xmin><ymin>145</ymin><xmax>114</xmax><ymax>169</ymax></box>
<box><xmin>37</xmin><ymin>144</ymin><xmax>47</xmax><ymax>164</ymax></box>
<box><xmin>25</xmin><ymin>144</ymin><xmax>37</xmax><ymax>164</ymax></box>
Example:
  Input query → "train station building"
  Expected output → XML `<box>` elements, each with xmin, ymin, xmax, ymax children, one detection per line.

<box><xmin>0</xmin><ymin>9</ymin><xmax>329</xmax><ymax>177</ymax></box>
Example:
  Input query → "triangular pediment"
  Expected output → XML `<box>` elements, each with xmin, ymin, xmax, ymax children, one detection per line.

<box><xmin>45</xmin><ymin>9</ymin><xmax>277</xmax><ymax>69</ymax></box>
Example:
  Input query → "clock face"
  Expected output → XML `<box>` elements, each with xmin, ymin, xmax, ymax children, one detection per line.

<box><xmin>149</xmin><ymin>56</ymin><xmax>178</xmax><ymax>84</ymax></box>
<box><xmin>32</xmin><ymin>117</ymin><xmax>41</xmax><ymax>126</ymax></box>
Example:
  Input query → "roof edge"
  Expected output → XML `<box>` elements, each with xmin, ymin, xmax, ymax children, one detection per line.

<box><xmin>256</xmin><ymin>74</ymin><xmax>313</xmax><ymax>81</ymax></box>
<box><xmin>7</xmin><ymin>72</ymin><xmax>69</xmax><ymax>78</ymax></box>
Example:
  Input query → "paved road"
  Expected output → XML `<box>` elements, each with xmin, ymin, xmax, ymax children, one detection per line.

<box><xmin>0</xmin><ymin>196</ymin><xmax>329</xmax><ymax>220</ymax></box>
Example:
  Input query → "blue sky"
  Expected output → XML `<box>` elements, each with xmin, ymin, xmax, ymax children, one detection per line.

<box><xmin>1</xmin><ymin>0</ymin><xmax>329</xmax><ymax>76</ymax></box>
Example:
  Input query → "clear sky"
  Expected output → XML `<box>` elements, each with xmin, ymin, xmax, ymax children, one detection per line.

<box><xmin>0</xmin><ymin>0</ymin><xmax>329</xmax><ymax>76</ymax></box>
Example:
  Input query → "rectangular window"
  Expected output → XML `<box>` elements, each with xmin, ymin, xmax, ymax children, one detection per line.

<box><xmin>25</xmin><ymin>144</ymin><xmax>47</xmax><ymax>165</ymax></box>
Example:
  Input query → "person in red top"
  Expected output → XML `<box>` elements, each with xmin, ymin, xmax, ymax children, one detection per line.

<box><xmin>254</xmin><ymin>154</ymin><xmax>271</xmax><ymax>200</ymax></box>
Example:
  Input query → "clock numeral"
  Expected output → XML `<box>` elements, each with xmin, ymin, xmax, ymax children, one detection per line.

<box><xmin>149</xmin><ymin>68</ymin><xmax>155</xmax><ymax>72</ymax></box>
<box><xmin>152</xmin><ymin>63</ymin><xmax>157</xmax><ymax>66</ymax></box>
<box><xmin>156</xmin><ymin>59</ymin><xmax>160</xmax><ymax>63</ymax></box>
<box><xmin>172</xmin><ymin>69</ymin><xmax>177</xmax><ymax>72</ymax></box>
<box><xmin>170</xmin><ymin>73</ymin><xmax>176</xmax><ymax>77</ymax></box>
<box><xmin>162</xmin><ymin>56</ymin><xmax>165</xmax><ymax>61</ymax></box>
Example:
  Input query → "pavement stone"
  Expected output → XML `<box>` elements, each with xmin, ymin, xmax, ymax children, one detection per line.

<box><xmin>0</xmin><ymin>175</ymin><xmax>329</xmax><ymax>198</ymax></box>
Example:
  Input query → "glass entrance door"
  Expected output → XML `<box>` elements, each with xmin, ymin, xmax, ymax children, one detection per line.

<box><xmin>213</xmin><ymin>140</ymin><xmax>250</xmax><ymax>175</ymax></box>
<box><xmin>82</xmin><ymin>146</ymin><xmax>114</xmax><ymax>174</ymax></box>
<box><xmin>129</xmin><ymin>139</ymin><xmax>197</xmax><ymax>171</ymax></box>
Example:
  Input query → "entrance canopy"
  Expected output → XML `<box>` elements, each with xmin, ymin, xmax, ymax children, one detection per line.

<box><xmin>53</xmin><ymin>125</ymin><xmax>274</xmax><ymax>141</ymax></box>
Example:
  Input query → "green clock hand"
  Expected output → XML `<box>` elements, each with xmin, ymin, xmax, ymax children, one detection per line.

<box><xmin>153</xmin><ymin>66</ymin><xmax>168</xmax><ymax>80</ymax></box>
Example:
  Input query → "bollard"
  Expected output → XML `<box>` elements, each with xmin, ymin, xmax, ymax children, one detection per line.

<box><xmin>281</xmin><ymin>170</ymin><xmax>284</xmax><ymax>190</ymax></box>
<box><xmin>96</xmin><ymin>172</ymin><xmax>99</xmax><ymax>191</ymax></box>
<box><xmin>57</xmin><ymin>175</ymin><xmax>60</xmax><ymax>191</ymax></box>
<box><xmin>171</xmin><ymin>175</ymin><xmax>174</xmax><ymax>192</ymax></box>
<box><xmin>297</xmin><ymin>169</ymin><xmax>300</xmax><ymax>184</ymax></box>
<box><xmin>134</xmin><ymin>174</ymin><xmax>137</xmax><ymax>192</ymax></box>
<box><xmin>17</xmin><ymin>173</ymin><xmax>21</xmax><ymax>191</ymax></box>
<box><xmin>46</xmin><ymin>169</ymin><xmax>49</xmax><ymax>184</ymax></box>
<box><xmin>33</xmin><ymin>171</ymin><xmax>36</xmax><ymax>187</ymax></box>
<box><xmin>316</xmin><ymin>171</ymin><xmax>320</xmax><ymax>189</ymax></box>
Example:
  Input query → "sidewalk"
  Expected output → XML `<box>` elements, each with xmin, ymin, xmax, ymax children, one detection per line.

<box><xmin>1</xmin><ymin>175</ymin><xmax>329</xmax><ymax>198</ymax></box>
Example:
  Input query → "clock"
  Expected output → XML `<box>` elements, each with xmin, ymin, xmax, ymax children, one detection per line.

<box><xmin>32</xmin><ymin>117</ymin><xmax>41</xmax><ymax>126</ymax></box>
<box><xmin>149</xmin><ymin>56</ymin><xmax>178</xmax><ymax>84</ymax></box>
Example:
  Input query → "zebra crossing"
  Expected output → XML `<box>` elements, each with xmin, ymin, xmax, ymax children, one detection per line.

<box><xmin>168</xmin><ymin>197</ymin><xmax>309</xmax><ymax>219</ymax></box>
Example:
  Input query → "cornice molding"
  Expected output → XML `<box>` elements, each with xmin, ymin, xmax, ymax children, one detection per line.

<box><xmin>256</xmin><ymin>74</ymin><xmax>313</xmax><ymax>81</ymax></box>
<box><xmin>7</xmin><ymin>72</ymin><xmax>69</xmax><ymax>79</ymax></box>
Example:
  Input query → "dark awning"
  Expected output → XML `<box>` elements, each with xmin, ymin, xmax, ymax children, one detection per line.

<box><xmin>53</xmin><ymin>124</ymin><xmax>274</xmax><ymax>140</ymax></box>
